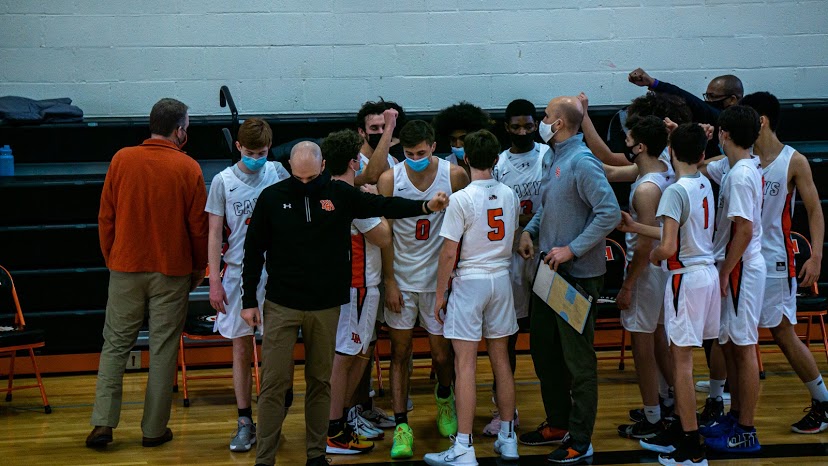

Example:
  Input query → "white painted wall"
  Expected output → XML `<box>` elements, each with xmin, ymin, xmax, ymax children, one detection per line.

<box><xmin>1</xmin><ymin>0</ymin><xmax>826</xmax><ymax>117</ymax></box>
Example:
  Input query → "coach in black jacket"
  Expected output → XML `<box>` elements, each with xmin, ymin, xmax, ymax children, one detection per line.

<box><xmin>241</xmin><ymin>140</ymin><xmax>448</xmax><ymax>466</ymax></box>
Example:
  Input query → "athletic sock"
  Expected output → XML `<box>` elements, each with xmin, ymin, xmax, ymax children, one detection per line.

<box><xmin>328</xmin><ymin>417</ymin><xmax>345</xmax><ymax>436</ymax></box>
<box><xmin>437</xmin><ymin>384</ymin><xmax>452</xmax><ymax>399</ymax></box>
<box><xmin>456</xmin><ymin>432</ymin><xmax>472</xmax><ymax>447</ymax></box>
<box><xmin>737</xmin><ymin>423</ymin><xmax>755</xmax><ymax>432</ymax></box>
<box><xmin>238</xmin><ymin>407</ymin><xmax>253</xmax><ymax>420</ymax></box>
<box><xmin>710</xmin><ymin>379</ymin><xmax>726</xmax><ymax>398</ymax></box>
<box><xmin>663</xmin><ymin>386</ymin><xmax>675</xmax><ymax>408</ymax></box>
<box><xmin>394</xmin><ymin>412</ymin><xmax>408</xmax><ymax>426</ymax></box>
<box><xmin>805</xmin><ymin>375</ymin><xmax>828</xmax><ymax>402</ymax></box>
<box><xmin>500</xmin><ymin>420</ymin><xmax>514</xmax><ymax>436</ymax></box>
<box><xmin>729</xmin><ymin>409</ymin><xmax>740</xmax><ymax>420</ymax></box>
<box><xmin>644</xmin><ymin>405</ymin><xmax>661</xmax><ymax>424</ymax></box>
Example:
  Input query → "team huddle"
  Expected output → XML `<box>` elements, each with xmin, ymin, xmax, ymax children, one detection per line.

<box><xmin>204</xmin><ymin>73</ymin><xmax>824</xmax><ymax>466</ymax></box>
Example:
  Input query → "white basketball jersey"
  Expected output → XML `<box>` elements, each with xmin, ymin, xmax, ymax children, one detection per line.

<box><xmin>658</xmin><ymin>147</ymin><xmax>676</xmax><ymax>181</ymax></box>
<box><xmin>493</xmin><ymin>142</ymin><xmax>547</xmax><ymax>220</ymax></box>
<box><xmin>350</xmin><ymin>217</ymin><xmax>382</xmax><ymax>288</ymax></box>
<box><xmin>626</xmin><ymin>170</ymin><xmax>673</xmax><ymax>263</ymax></box>
<box><xmin>392</xmin><ymin>158</ymin><xmax>453</xmax><ymax>291</ymax></box>
<box><xmin>440</xmin><ymin>180</ymin><xmax>519</xmax><ymax>275</ymax></box>
<box><xmin>222</xmin><ymin>162</ymin><xmax>289</xmax><ymax>266</ymax></box>
<box><xmin>359</xmin><ymin>152</ymin><xmax>397</xmax><ymax>172</ymax></box>
<box><xmin>760</xmin><ymin>145</ymin><xmax>796</xmax><ymax>278</ymax></box>
<box><xmin>660</xmin><ymin>174</ymin><xmax>716</xmax><ymax>273</ymax></box>
<box><xmin>713</xmin><ymin>159</ymin><xmax>764</xmax><ymax>262</ymax></box>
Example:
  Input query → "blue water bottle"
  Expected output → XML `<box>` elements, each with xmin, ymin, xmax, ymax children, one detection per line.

<box><xmin>0</xmin><ymin>145</ymin><xmax>13</xmax><ymax>176</ymax></box>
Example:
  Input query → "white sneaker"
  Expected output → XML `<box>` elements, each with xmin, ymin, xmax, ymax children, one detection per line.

<box><xmin>482</xmin><ymin>409</ymin><xmax>520</xmax><ymax>436</ymax></box>
<box><xmin>347</xmin><ymin>406</ymin><xmax>384</xmax><ymax>440</ymax></box>
<box><xmin>423</xmin><ymin>440</ymin><xmax>477</xmax><ymax>466</ymax></box>
<box><xmin>362</xmin><ymin>406</ymin><xmax>395</xmax><ymax>429</ymax></box>
<box><xmin>493</xmin><ymin>431</ymin><xmax>519</xmax><ymax>461</ymax></box>
<box><xmin>695</xmin><ymin>380</ymin><xmax>710</xmax><ymax>392</ymax></box>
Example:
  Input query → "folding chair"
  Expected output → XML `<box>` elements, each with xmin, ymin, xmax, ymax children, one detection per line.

<box><xmin>595</xmin><ymin>238</ymin><xmax>629</xmax><ymax>370</ymax></box>
<box><xmin>756</xmin><ymin>231</ymin><xmax>828</xmax><ymax>378</ymax></box>
<box><xmin>0</xmin><ymin>265</ymin><xmax>50</xmax><ymax>413</ymax></box>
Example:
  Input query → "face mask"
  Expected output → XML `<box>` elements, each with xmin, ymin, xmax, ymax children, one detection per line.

<box><xmin>538</xmin><ymin>119</ymin><xmax>561</xmax><ymax>143</ymax></box>
<box><xmin>177</xmin><ymin>128</ymin><xmax>188</xmax><ymax>149</ymax></box>
<box><xmin>718</xmin><ymin>142</ymin><xmax>725</xmax><ymax>155</ymax></box>
<box><xmin>450</xmin><ymin>146</ymin><xmax>465</xmax><ymax>160</ymax></box>
<box><xmin>241</xmin><ymin>155</ymin><xmax>267</xmax><ymax>172</ymax></box>
<box><xmin>355</xmin><ymin>159</ymin><xmax>365</xmax><ymax>176</ymax></box>
<box><xmin>367</xmin><ymin>133</ymin><xmax>382</xmax><ymax>150</ymax></box>
<box><xmin>290</xmin><ymin>174</ymin><xmax>326</xmax><ymax>197</ymax></box>
<box><xmin>625</xmin><ymin>143</ymin><xmax>641</xmax><ymax>163</ymax></box>
<box><xmin>708</xmin><ymin>98</ymin><xmax>728</xmax><ymax>111</ymax></box>
<box><xmin>509</xmin><ymin>133</ymin><xmax>535</xmax><ymax>149</ymax></box>
<box><xmin>405</xmin><ymin>156</ymin><xmax>430</xmax><ymax>172</ymax></box>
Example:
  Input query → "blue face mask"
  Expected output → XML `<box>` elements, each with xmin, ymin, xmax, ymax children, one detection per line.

<box><xmin>404</xmin><ymin>156</ymin><xmax>430</xmax><ymax>172</ymax></box>
<box><xmin>718</xmin><ymin>143</ymin><xmax>725</xmax><ymax>155</ymax></box>
<box><xmin>451</xmin><ymin>146</ymin><xmax>465</xmax><ymax>160</ymax></box>
<box><xmin>241</xmin><ymin>155</ymin><xmax>267</xmax><ymax>172</ymax></box>
<box><xmin>356</xmin><ymin>159</ymin><xmax>365</xmax><ymax>176</ymax></box>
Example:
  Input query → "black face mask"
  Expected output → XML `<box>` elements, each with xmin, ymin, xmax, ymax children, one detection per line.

<box><xmin>290</xmin><ymin>174</ymin><xmax>327</xmax><ymax>197</ymax></box>
<box><xmin>367</xmin><ymin>133</ymin><xmax>382</xmax><ymax>150</ymax></box>
<box><xmin>708</xmin><ymin>98</ymin><xmax>728</xmax><ymax>111</ymax></box>
<box><xmin>509</xmin><ymin>133</ymin><xmax>535</xmax><ymax>150</ymax></box>
<box><xmin>625</xmin><ymin>143</ymin><xmax>641</xmax><ymax>163</ymax></box>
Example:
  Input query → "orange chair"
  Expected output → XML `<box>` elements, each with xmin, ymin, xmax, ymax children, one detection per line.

<box><xmin>595</xmin><ymin>238</ymin><xmax>629</xmax><ymax>370</ymax></box>
<box><xmin>0</xmin><ymin>265</ymin><xmax>50</xmax><ymax>413</ymax></box>
<box><xmin>756</xmin><ymin>231</ymin><xmax>828</xmax><ymax>378</ymax></box>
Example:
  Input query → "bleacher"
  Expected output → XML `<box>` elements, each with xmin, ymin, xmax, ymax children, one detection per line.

<box><xmin>1</xmin><ymin>101</ymin><xmax>827</xmax><ymax>356</ymax></box>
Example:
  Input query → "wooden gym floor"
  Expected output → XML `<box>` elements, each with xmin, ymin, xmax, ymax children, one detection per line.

<box><xmin>1</xmin><ymin>350</ymin><xmax>827</xmax><ymax>465</ymax></box>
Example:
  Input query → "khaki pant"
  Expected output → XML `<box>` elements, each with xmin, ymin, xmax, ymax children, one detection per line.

<box><xmin>90</xmin><ymin>271</ymin><xmax>190</xmax><ymax>438</ymax></box>
<box><xmin>256</xmin><ymin>300</ymin><xmax>339</xmax><ymax>465</ymax></box>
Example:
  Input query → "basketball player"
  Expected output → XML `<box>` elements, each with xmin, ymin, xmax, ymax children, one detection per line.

<box><xmin>205</xmin><ymin>118</ymin><xmax>289</xmax><ymax>452</ymax></box>
<box><xmin>355</xmin><ymin>99</ymin><xmax>401</xmax><ymax>186</ymax></box>
<box><xmin>424</xmin><ymin>130</ymin><xmax>520</xmax><ymax>466</ymax></box>
<box><xmin>620</xmin><ymin>123</ymin><xmax>719</xmax><ymax>466</ymax></box>
<box><xmin>377</xmin><ymin>120</ymin><xmax>470</xmax><ymax>459</ymax></box>
<box><xmin>740</xmin><ymin>92</ymin><xmax>827</xmax><ymax>433</ymax></box>
<box><xmin>432</xmin><ymin>102</ymin><xmax>492</xmax><ymax>177</ymax></box>
<box><xmin>484</xmin><ymin>98</ymin><xmax>547</xmax><ymax>436</ymax></box>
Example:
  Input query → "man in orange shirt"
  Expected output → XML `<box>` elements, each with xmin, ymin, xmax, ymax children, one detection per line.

<box><xmin>86</xmin><ymin>98</ymin><xmax>209</xmax><ymax>449</ymax></box>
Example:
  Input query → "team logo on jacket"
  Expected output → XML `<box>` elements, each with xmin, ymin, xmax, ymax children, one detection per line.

<box><xmin>555</xmin><ymin>167</ymin><xmax>561</xmax><ymax>178</ymax></box>
<box><xmin>320</xmin><ymin>200</ymin><xmax>335</xmax><ymax>211</ymax></box>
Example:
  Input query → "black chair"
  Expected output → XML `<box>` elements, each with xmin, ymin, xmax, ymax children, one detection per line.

<box><xmin>595</xmin><ymin>238</ymin><xmax>629</xmax><ymax>370</ymax></box>
<box><xmin>0</xmin><ymin>265</ymin><xmax>50</xmax><ymax>413</ymax></box>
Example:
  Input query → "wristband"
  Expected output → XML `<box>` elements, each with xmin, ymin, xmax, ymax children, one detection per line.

<box><xmin>423</xmin><ymin>201</ymin><xmax>434</xmax><ymax>214</ymax></box>
<box><xmin>649</xmin><ymin>79</ymin><xmax>659</xmax><ymax>90</ymax></box>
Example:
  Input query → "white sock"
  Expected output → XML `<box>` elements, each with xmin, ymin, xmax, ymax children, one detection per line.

<box><xmin>710</xmin><ymin>379</ymin><xmax>726</xmax><ymax>398</ymax></box>
<box><xmin>500</xmin><ymin>420</ymin><xmax>514</xmax><ymax>436</ymax></box>
<box><xmin>663</xmin><ymin>387</ymin><xmax>675</xmax><ymax>408</ymax></box>
<box><xmin>456</xmin><ymin>432</ymin><xmax>472</xmax><ymax>447</ymax></box>
<box><xmin>644</xmin><ymin>405</ymin><xmax>661</xmax><ymax>424</ymax></box>
<box><xmin>805</xmin><ymin>375</ymin><xmax>828</xmax><ymax>402</ymax></box>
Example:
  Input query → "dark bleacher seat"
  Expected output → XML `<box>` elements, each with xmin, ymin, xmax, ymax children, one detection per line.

<box><xmin>0</xmin><ymin>224</ymin><xmax>103</xmax><ymax>270</ymax></box>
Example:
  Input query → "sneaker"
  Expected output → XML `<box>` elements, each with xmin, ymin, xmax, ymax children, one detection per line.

<box><xmin>617</xmin><ymin>418</ymin><xmax>662</xmax><ymax>439</ymax></box>
<box><xmin>697</xmin><ymin>397</ymin><xmax>724</xmax><ymax>428</ymax></box>
<box><xmin>629</xmin><ymin>399</ymin><xmax>675</xmax><ymax>423</ymax></box>
<box><xmin>482</xmin><ymin>409</ymin><xmax>520</xmax><ymax>437</ymax></box>
<box><xmin>390</xmin><ymin>423</ymin><xmax>414</xmax><ymax>459</ymax></box>
<box><xmin>658</xmin><ymin>438</ymin><xmax>707</xmax><ymax>466</ymax></box>
<box><xmin>699</xmin><ymin>412</ymin><xmax>735</xmax><ymax>438</ymax></box>
<box><xmin>695</xmin><ymin>380</ymin><xmax>709</xmax><ymax>393</ymax></box>
<box><xmin>705</xmin><ymin>424</ymin><xmax>760</xmax><ymax>454</ymax></box>
<box><xmin>547</xmin><ymin>434</ymin><xmax>593</xmax><ymax>464</ymax></box>
<box><xmin>493</xmin><ymin>431</ymin><xmax>519</xmax><ymax>461</ymax></box>
<box><xmin>326</xmin><ymin>429</ymin><xmax>374</xmax><ymax>455</ymax></box>
<box><xmin>347</xmin><ymin>406</ymin><xmax>385</xmax><ymax>440</ymax></box>
<box><xmin>791</xmin><ymin>399</ymin><xmax>828</xmax><ymax>434</ymax></box>
<box><xmin>424</xmin><ymin>438</ymin><xmax>477</xmax><ymax>466</ymax></box>
<box><xmin>518</xmin><ymin>421</ymin><xmax>567</xmax><ymax>446</ymax></box>
<box><xmin>362</xmin><ymin>406</ymin><xmax>396</xmax><ymax>429</ymax></box>
<box><xmin>407</xmin><ymin>397</ymin><xmax>415</xmax><ymax>412</ymax></box>
<box><xmin>306</xmin><ymin>456</ymin><xmax>331</xmax><ymax>466</ymax></box>
<box><xmin>640</xmin><ymin>420</ymin><xmax>680</xmax><ymax>454</ymax></box>
<box><xmin>229</xmin><ymin>417</ymin><xmax>256</xmax><ymax>452</ymax></box>
<box><xmin>435</xmin><ymin>385</ymin><xmax>459</xmax><ymax>437</ymax></box>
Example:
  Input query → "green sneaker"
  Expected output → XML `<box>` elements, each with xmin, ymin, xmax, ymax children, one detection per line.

<box><xmin>435</xmin><ymin>385</ymin><xmax>458</xmax><ymax>437</ymax></box>
<box><xmin>390</xmin><ymin>423</ymin><xmax>414</xmax><ymax>459</ymax></box>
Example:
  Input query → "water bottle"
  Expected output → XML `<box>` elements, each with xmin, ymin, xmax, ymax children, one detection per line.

<box><xmin>0</xmin><ymin>145</ymin><xmax>13</xmax><ymax>176</ymax></box>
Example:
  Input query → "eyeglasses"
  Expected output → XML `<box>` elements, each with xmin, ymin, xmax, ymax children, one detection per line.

<box><xmin>702</xmin><ymin>93</ymin><xmax>733</xmax><ymax>102</ymax></box>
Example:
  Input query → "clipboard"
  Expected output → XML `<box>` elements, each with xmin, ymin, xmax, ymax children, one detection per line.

<box><xmin>532</xmin><ymin>252</ymin><xmax>593</xmax><ymax>334</ymax></box>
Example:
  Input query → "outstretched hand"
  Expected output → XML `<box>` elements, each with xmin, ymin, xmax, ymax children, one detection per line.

<box><xmin>628</xmin><ymin>68</ymin><xmax>655</xmax><ymax>88</ymax></box>
<box><xmin>617</xmin><ymin>211</ymin><xmax>637</xmax><ymax>233</ymax></box>
<box><xmin>427</xmin><ymin>192</ymin><xmax>450</xmax><ymax>212</ymax></box>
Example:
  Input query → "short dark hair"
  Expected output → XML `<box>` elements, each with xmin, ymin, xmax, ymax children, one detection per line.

<box><xmin>399</xmin><ymin>120</ymin><xmax>435</xmax><ymax>148</ymax></box>
<box><xmin>432</xmin><ymin>102</ymin><xmax>491</xmax><ymax>140</ymax></box>
<box><xmin>504</xmin><ymin>99</ymin><xmax>537</xmax><ymax>121</ymax></box>
<box><xmin>739</xmin><ymin>91</ymin><xmax>780</xmax><ymax>131</ymax></box>
<box><xmin>718</xmin><ymin>105</ymin><xmax>760</xmax><ymax>149</ymax></box>
<box><xmin>714</xmin><ymin>74</ymin><xmax>744</xmax><ymax>98</ymax></box>
<box><xmin>149</xmin><ymin>98</ymin><xmax>188</xmax><ymax>137</ymax></box>
<box><xmin>628</xmin><ymin>115</ymin><xmax>668</xmax><ymax>157</ymax></box>
<box><xmin>356</xmin><ymin>99</ymin><xmax>388</xmax><ymax>130</ymax></box>
<box><xmin>321</xmin><ymin>129</ymin><xmax>362</xmax><ymax>176</ymax></box>
<box><xmin>626</xmin><ymin>92</ymin><xmax>692</xmax><ymax>129</ymax></box>
<box><xmin>464</xmin><ymin>130</ymin><xmax>500</xmax><ymax>170</ymax></box>
<box><xmin>669</xmin><ymin>123</ymin><xmax>708</xmax><ymax>165</ymax></box>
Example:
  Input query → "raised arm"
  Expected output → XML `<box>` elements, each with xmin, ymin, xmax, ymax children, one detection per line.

<box><xmin>578</xmin><ymin>93</ymin><xmax>631</xmax><ymax>167</ymax></box>
<box><xmin>356</xmin><ymin>108</ymin><xmax>397</xmax><ymax>186</ymax></box>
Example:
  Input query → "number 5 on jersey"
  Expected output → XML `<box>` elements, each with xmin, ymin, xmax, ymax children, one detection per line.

<box><xmin>487</xmin><ymin>208</ymin><xmax>505</xmax><ymax>241</ymax></box>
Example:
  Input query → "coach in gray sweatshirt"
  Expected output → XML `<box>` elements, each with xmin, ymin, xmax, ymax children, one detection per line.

<box><xmin>518</xmin><ymin>96</ymin><xmax>620</xmax><ymax>463</ymax></box>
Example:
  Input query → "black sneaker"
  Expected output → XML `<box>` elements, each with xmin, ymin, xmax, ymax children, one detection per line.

<box><xmin>306</xmin><ymin>455</ymin><xmax>332</xmax><ymax>466</ymax></box>
<box><xmin>617</xmin><ymin>418</ymin><xmax>663</xmax><ymax>439</ymax></box>
<box><xmin>629</xmin><ymin>397</ymin><xmax>675</xmax><ymax>423</ymax></box>
<box><xmin>640</xmin><ymin>419</ymin><xmax>681</xmax><ymax>454</ymax></box>
<box><xmin>547</xmin><ymin>434</ymin><xmax>594</xmax><ymax>464</ymax></box>
<box><xmin>791</xmin><ymin>399</ymin><xmax>828</xmax><ymax>434</ymax></box>
<box><xmin>698</xmin><ymin>396</ymin><xmax>724</xmax><ymax>428</ymax></box>
<box><xmin>657</xmin><ymin>434</ymin><xmax>707</xmax><ymax>465</ymax></box>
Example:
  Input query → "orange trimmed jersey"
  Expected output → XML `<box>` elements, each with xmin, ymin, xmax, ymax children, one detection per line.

<box><xmin>760</xmin><ymin>145</ymin><xmax>797</xmax><ymax>279</ymax></box>
<box><xmin>350</xmin><ymin>217</ymin><xmax>383</xmax><ymax>288</ymax></box>
<box><xmin>711</xmin><ymin>158</ymin><xmax>764</xmax><ymax>263</ymax></box>
<box><xmin>656</xmin><ymin>173</ymin><xmax>715</xmax><ymax>273</ymax></box>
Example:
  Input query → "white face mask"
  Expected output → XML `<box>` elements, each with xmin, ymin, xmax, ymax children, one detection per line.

<box><xmin>538</xmin><ymin>119</ymin><xmax>561</xmax><ymax>143</ymax></box>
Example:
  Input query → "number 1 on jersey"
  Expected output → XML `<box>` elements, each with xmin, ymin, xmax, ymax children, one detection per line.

<box><xmin>415</xmin><ymin>218</ymin><xmax>430</xmax><ymax>240</ymax></box>
<box><xmin>702</xmin><ymin>197</ymin><xmax>709</xmax><ymax>229</ymax></box>
<box><xmin>487</xmin><ymin>208</ymin><xmax>505</xmax><ymax>241</ymax></box>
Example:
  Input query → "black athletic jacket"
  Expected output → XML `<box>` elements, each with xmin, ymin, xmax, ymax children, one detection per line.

<box><xmin>241</xmin><ymin>173</ymin><xmax>426</xmax><ymax>311</ymax></box>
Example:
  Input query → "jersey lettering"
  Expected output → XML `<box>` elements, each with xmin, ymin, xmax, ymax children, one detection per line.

<box><xmin>487</xmin><ymin>208</ymin><xmax>505</xmax><ymax>241</ymax></box>
<box><xmin>415</xmin><ymin>218</ymin><xmax>431</xmax><ymax>240</ymax></box>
